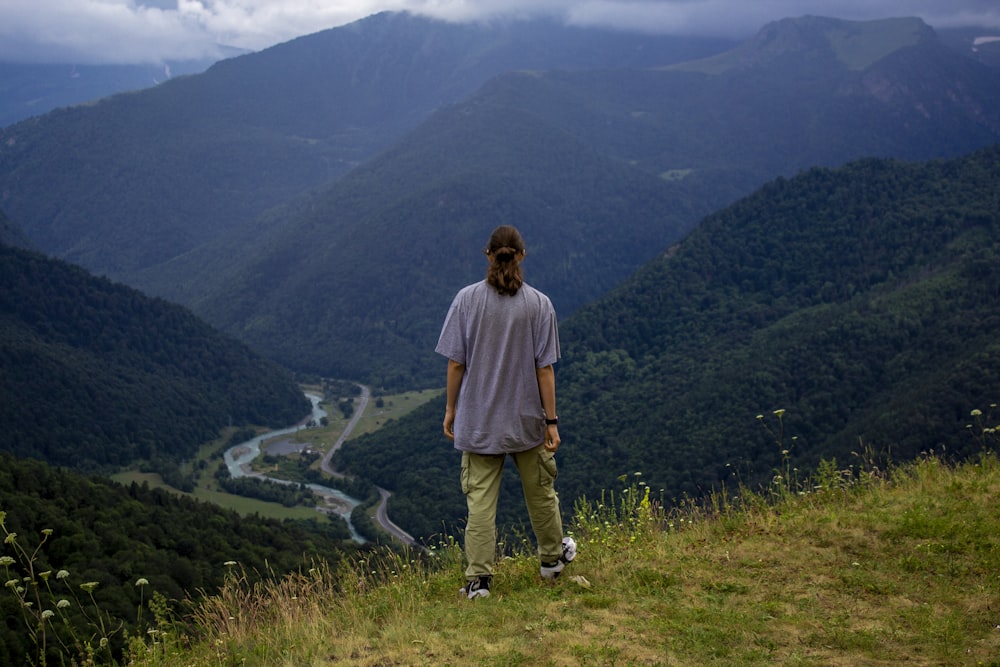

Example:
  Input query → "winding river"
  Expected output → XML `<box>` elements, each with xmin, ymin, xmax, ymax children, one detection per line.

<box><xmin>223</xmin><ymin>392</ymin><xmax>366</xmax><ymax>543</ymax></box>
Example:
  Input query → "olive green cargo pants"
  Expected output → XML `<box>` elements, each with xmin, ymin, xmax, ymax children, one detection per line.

<box><xmin>461</xmin><ymin>443</ymin><xmax>564</xmax><ymax>579</ymax></box>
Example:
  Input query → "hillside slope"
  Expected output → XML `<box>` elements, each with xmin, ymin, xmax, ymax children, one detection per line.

<box><xmin>0</xmin><ymin>207</ymin><xmax>31</xmax><ymax>249</ymax></box>
<box><xmin>336</xmin><ymin>144</ymin><xmax>1000</xmax><ymax>539</ymax></box>
<box><xmin>107</xmin><ymin>452</ymin><xmax>1000</xmax><ymax>666</ymax></box>
<box><xmin>0</xmin><ymin>243</ymin><xmax>309</xmax><ymax>472</ymax></box>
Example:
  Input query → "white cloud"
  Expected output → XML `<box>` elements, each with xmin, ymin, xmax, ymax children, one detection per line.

<box><xmin>0</xmin><ymin>0</ymin><xmax>998</xmax><ymax>65</ymax></box>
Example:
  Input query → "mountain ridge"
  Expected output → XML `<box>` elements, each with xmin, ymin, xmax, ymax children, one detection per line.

<box><xmin>668</xmin><ymin>15</ymin><xmax>935</xmax><ymax>73</ymax></box>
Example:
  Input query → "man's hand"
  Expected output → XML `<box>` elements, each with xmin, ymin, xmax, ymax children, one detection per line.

<box><xmin>443</xmin><ymin>408</ymin><xmax>456</xmax><ymax>441</ymax></box>
<box><xmin>444</xmin><ymin>360</ymin><xmax>465</xmax><ymax>442</ymax></box>
<box><xmin>544</xmin><ymin>424</ymin><xmax>560</xmax><ymax>452</ymax></box>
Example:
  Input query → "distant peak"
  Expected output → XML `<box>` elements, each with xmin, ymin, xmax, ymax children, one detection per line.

<box><xmin>669</xmin><ymin>15</ymin><xmax>935</xmax><ymax>74</ymax></box>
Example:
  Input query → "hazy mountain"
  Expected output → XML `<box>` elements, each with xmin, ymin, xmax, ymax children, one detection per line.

<box><xmin>0</xmin><ymin>207</ymin><xmax>31</xmax><ymax>249</ymax></box>
<box><xmin>141</xmin><ymin>15</ymin><xmax>1000</xmax><ymax>388</ymax></box>
<box><xmin>335</xmin><ymin>144</ymin><xmax>1000</xmax><ymax>539</ymax></box>
<box><xmin>0</xmin><ymin>58</ymin><xmax>224</xmax><ymax>128</ymax></box>
<box><xmin>938</xmin><ymin>27</ymin><xmax>1000</xmax><ymax>70</ymax></box>
<box><xmin>0</xmin><ymin>12</ymin><xmax>733</xmax><ymax>280</ymax></box>
<box><xmin>0</xmin><ymin>242</ymin><xmax>309</xmax><ymax>473</ymax></box>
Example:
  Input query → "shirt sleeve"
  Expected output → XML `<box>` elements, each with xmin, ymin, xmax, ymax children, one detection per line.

<box><xmin>435</xmin><ymin>293</ymin><xmax>467</xmax><ymax>364</ymax></box>
<box><xmin>534</xmin><ymin>294</ymin><xmax>560</xmax><ymax>368</ymax></box>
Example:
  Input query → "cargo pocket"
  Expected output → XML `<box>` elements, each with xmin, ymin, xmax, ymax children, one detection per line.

<box><xmin>538</xmin><ymin>449</ymin><xmax>558</xmax><ymax>487</ymax></box>
<box><xmin>460</xmin><ymin>452</ymin><xmax>471</xmax><ymax>496</ymax></box>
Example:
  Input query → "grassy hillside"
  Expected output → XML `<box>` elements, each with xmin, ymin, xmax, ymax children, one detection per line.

<box><xmin>48</xmin><ymin>447</ymin><xmax>1000</xmax><ymax>666</ymax></box>
<box><xmin>671</xmin><ymin>16</ymin><xmax>934</xmax><ymax>73</ymax></box>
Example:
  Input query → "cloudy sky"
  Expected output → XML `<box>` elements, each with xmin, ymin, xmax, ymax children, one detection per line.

<box><xmin>2</xmin><ymin>0</ymin><xmax>999</xmax><ymax>65</ymax></box>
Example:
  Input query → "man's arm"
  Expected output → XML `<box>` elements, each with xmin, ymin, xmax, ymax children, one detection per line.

<box><xmin>443</xmin><ymin>359</ymin><xmax>465</xmax><ymax>441</ymax></box>
<box><xmin>536</xmin><ymin>364</ymin><xmax>560</xmax><ymax>452</ymax></box>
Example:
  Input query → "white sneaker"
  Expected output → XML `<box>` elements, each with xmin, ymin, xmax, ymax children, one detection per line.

<box><xmin>540</xmin><ymin>536</ymin><xmax>577</xmax><ymax>580</ymax></box>
<box><xmin>458</xmin><ymin>576</ymin><xmax>491</xmax><ymax>600</ymax></box>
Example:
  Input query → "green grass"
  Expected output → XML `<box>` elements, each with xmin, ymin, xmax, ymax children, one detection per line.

<box><xmin>125</xmin><ymin>451</ymin><xmax>1000</xmax><ymax>667</ymax></box>
<box><xmin>347</xmin><ymin>388</ymin><xmax>443</xmax><ymax>439</ymax></box>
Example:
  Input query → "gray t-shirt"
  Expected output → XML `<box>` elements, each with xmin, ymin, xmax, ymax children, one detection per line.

<box><xmin>435</xmin><ymin>280</ymin><xmax>560</xmax><ymax>454</ymax></box>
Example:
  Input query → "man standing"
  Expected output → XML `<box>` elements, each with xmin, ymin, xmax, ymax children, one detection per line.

<box><xmin>436</xmin><ymin>225</ymin><xmax>576</xmax><ymax>600</ymax></box>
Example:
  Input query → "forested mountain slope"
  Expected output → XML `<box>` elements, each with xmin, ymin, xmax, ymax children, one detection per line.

<box><xmin>146</xmin><ymin>16</ymin><xmax>1000</xmax><ymax>388</ymax></box>
<box><xmin>336</xmin><ymin>145</ymin><xmax>1000</xmax><ymax>540</ymax></box>
<box><xmin>0</xmin><ymin>452</ymin><xmax>355</xmax><ymax>665</ymax></box>
<box><xmin>0</xmin><ymin>206</ymin><xmax>31</xmax><ymax>249</ymax></box>
<box><xmin>0</xmin><ymin>243</ymin><xmax>309</xmax><ymax>472</ymax></box>
<box><xmin>0</xmin><ymin>12</ymin><xmax>730</xmax><ymax>280</ymax></box>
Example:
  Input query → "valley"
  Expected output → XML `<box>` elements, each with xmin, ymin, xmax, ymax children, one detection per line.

<box><xmin>111</xmin><ymin>384</ymin><xmax>441</xmax><ymax>541</ymax></box>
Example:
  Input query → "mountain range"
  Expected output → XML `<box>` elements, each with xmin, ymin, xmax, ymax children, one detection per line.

<box><xmin>3</xmin><ymin>14</ymin><xmax>999</xmax><ymax>388</ymax></box>
<box><xmin>0</xmin><ymin>58</ymin><xmax>223</xmax><ymax>128</ymax></box>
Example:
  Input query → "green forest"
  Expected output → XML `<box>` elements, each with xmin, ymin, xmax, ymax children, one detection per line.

<box><xmin>336</xmin><ymin>145</ymin><xmax>1000</xmax><ymax>540</ymax></box>
<box><xmin>0</xmin><ymin>452</ymin><xmax>358</xmax><ymax>665</ymax></box>
<box><xmin>0</xmin><ymin>243</ymin><xmax>310</xmax><ymax>472</ymax></box>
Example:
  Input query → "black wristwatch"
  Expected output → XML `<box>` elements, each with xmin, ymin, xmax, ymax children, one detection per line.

<box><xmin>545</xmin><ymin>417</ymin><xmax>559</xmax><ymax>426</ymax></box>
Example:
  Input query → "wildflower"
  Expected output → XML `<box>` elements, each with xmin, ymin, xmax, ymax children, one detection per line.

<box><xmin>41</xmin><ymin>529</ymin><xmax>53</xmax><ymax>537</ymax></box>
<box><xmin>80</xmin><ymin>581</ymin><xmax>100</xmax><ymax>593</ymax></box>
<box><xmin>135</xmin><ymin>578</ymin><xmax>149</xmax><ymax>587</ymax></box>
<box><xmin>4</xmin><ymin>579</ymin><xmax>17</xmax><ymax>589</ymax></box>
<box><xmin>224</xmin><ymin>561</ymin><xmax>237</xmax><ymax>567</ymax></box>
<box><xmin>42</xmin><ymin>609</ymin><xmax>54</xmax><ymax>620</ymax></box>
<box><xmin>773</xmin><ymin>409</ymin><xmax>786</xmax><ymax>418</ymax></box>
<box><xmin>756</xmin><ymin>414</ymin><xmax>764</xmax><ymax>420</ymax></box>
<box><xmin>0</xmin><ymin>556</ymin><xmax>14</xmax><ymax>567</ymax></box>
<box><xmin>39</xmin><ymin>571</ymin><xmax>51</xmax><ymax>581</ymax></box>
<box><xmin>56</xmin><ymin>570</ymin><xmax>69</xmax><ymax>579</ymax></box>
<box><xmin>971</xmin><ymin>409</ymin><xmax>983</xmax><ymax>417</ymax></box>
<box><xmin>57</xmin><ymin>599</ymin><xmax>70</xmax><ymax>609</ymax></box>
<box><xmin>4</xmin><ymin>533</ymin><xmax>16</xmax><ymax>544</ymax></box>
